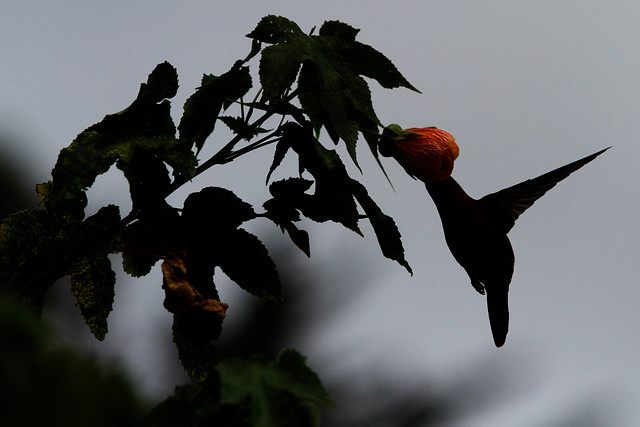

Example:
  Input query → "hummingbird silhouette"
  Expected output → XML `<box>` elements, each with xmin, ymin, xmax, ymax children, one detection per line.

<box><xmin>425</xmin><ymin>148</ymin><xmax>608</xmax><ymax>347</ymax></box>
<box><xmin>380</xmin><ymin>130</ymin><xmax>608</xmax><ymax>347</ymax></box>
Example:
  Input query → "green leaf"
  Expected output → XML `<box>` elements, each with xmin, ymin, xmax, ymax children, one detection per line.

<box><xmin>298</xmin><ymin>57</ymin><xmax>364</xmax><ymax>165</ymax></box>
<box><xmin>182</xmin><ymin>187</ymin><xmax>256</xmax><ymax>230</ymax></box>
<box><xmin>282</xmin><ymin>124</ymin><xmax>362</xmax><ymax>233</ymax></box>
<box><xmin>281</xmin><ymin>222</ymin><xmax>310</xmax><ymax>257</ymax></box>
<box><xmin>67</xmin><ymin>205</ymin><xmax>121</xmax><ymax>340</ymax></box>
<box><xmin>143</xmin><ymin>61</ymin><xmax>179</xmax><ymax>103</ymax></box>
<box><xmin>144</xmin><ymin>383</ymin><xmax>223</xmax><ymax>427</ymax></box>
<box><xmin>275</xmin><ymin>349</ymin><xmax>332</xmax><ymax>406</ymax></box>
<box><xmin>121</xmin><ymin>246</ymin><xmax>158</xmax><ymax>278</ymax></box>
<box><xmin>218</xmin><ymin>229</ymin><xmax>283</xmax><ymax>303</ymax></box>
<box><xmin>217</xmin><ymin>348</ymin><xmax>332</xmax><ymax>427</ymax></box>
<box><xmin>259</xmin><ymin>41</ymin><xmax>306</xmax><ymax>99</ymax></box>
<box><xmin>168</xmin><ymin>248</ymin><xmax>226</xmax><ymax>383</ymax></box>
<box><xmin>45</xmin><ymin>62</ymin><xmax>195</xmax><ymax>217</ymax></box>
<box><xmin>84</xmin><ymin>204</ymin><xmax>121</xmax><ymax>231</ymax></box>
<box><xmin>269</xmin><ymin>124</ymin><xmax>409</xmax><ymax>268</ymax></box>
<box><xmin>219</xmin><ymin>115</ymin><xmax>268</xmax><ymax>140</ymax></box>
<box><xmin>0</xmin><ymin>297</ymin><xmax>144</xmax><ymax>426</ymax></box>
<box><xmin>318</xmin><ymin>20</ymin><xmax>360</xmax><ymax>40</ymax></box>
<box><xmin>263</xmin><ymin>178</ymin><xmax>313</xmax><ymax>257</ymax></box>
<box><xmin>249</xmin><ymin>17</ymin><xmax>419</xmax><ymax>171</ymax></box>
<box><xmin>47</xmin><ymin>133</ymin><xmax>193</xmax><ymax>216</ymax></box>
<box><xmin>243</xmin><ymin>37</ymin><xmax>263</xmax><ymax>63</ymax></box>
<box><xmin>265</xmin><ymin>137</ymin><xmax>294</xmax><ymax>184</ymax></box>
<box><xmin>343</xmin><ymin>42</ymin><xmax>420</xmax><ymax>92</ymax></box>
<box><xmin>350</xmin><ymin>180</ymin><xmax>412</xmax><ymax>274</ymax></box>
<box><xmin>172</xmin><ymin>310</ymin><xmax>222</xmax><ymax>383</ymax></box>
<box><xmin>181</xmin><ymin>188</ymin><xmax>281</xmax><ymax>302</ymax></box>
<box><xmin>120</xmin><ymin>208</ymin><xmax>181</xmax><ymax>277</ymax></box>
<box><xmin>89</xmin><ymin>62</ymin><xmax>179</xmax><ymax>138</ymax></box>
<box><xmin>0</xmin><ymin>205</ymin><xmax>120</xmax><ymax>312</ymax></box>
<box><xmin>268</xmin><ymin>177</ymin><xmax>314</xmax><ymax>201</ymax></box>
<box><xmin>0</xmin><ymin>209</ymin><xmax>72</xmax><ymax>309</ymax></box>
<box><xmin>35</xmin><ymin>181</ymin><xmax>53</xmax><ymax>203</ymax></box>
<box><xmin>116</xmin><ymin>149</ymin><xmax>171</xmax><ymax>211</ymax></box>
<box><xmin>249</xmin><ymin>18</ymin><xmax>418</xmax><ymax>169</ymax></box>
<box><xmin>246</xmin><ymin>15</ymin><xmax>305</xmax><ymax>44</ymax></box>
<box><xmin>178</xmin><ymin>63</ymin><xmax>252</xmax><ymax>153</ymax></box>
<box><xmin>69</xmin><ymin>251</ymin><xmax>116</xmax><ymax>341</ymax></box>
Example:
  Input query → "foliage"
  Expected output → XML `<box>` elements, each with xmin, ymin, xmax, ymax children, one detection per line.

<box><xmin>0</xmin><ymin>15</ymin><xmax>418</xmax><ymax>425</ymax></box>
<box><xmin>146</xmin><ymin>349</ymin><xmax>332</xmax><ymax>427</ymax></box>
<box><xmin>0</xmin><ymin>297</ymin><xmax>143</xmax><ymax>426</ymax></box>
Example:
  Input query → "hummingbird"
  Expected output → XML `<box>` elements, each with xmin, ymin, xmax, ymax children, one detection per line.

<box><xmin>379</xmin><ymin>125</ymin><xmax>609</xmax><ymax>347</ymax></box>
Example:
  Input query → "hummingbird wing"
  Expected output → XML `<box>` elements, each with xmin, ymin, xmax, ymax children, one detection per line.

<box><xmin>480</xmin><ymin>147</ymin><xmax>610</xmax><ymax>234</ymax></box>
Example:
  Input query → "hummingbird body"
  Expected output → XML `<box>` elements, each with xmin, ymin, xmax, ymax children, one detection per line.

<box><xmin>424</xmin><ymin>148</ymin><xmax>609</xmax><ymax>347</ymax></box>
<box><xmin>426</xmin><ymin>177</ymin><xmax>514</xmax><ymax>347</ymax></box>
<box><xmin>378</xmin><ymin>123</ymin><xmax>608</xmax><ymax>347</ymax></box>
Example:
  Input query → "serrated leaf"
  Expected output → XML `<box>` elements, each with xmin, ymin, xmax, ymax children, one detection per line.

<box><xmin>217</xmin><ymin>348</ymin><xmax>332</xmax><ymax>427</ymax></box>
<box><xmin>69</xmin><ymin>251</ymin><xmax>116</xmax><ymax>340</ymax></box>
<box><xmin>243</xmin><ymin>37</ymin><xmax>263</xmax><ymax>63</ymax></box>
<box><xmin>180</xmin><ymin>188</ymin><xmax>281</xmax><ymax>302</ymax></box>
<box><xmin>172</xmin><ymin>311</ymin><xmax>222</xmax><ymax>383</ymax></box>
<box><xmin>318</xmin><ymin>20</ymin><xmax>360</xmax><ymax>40</ymax></box>
<box><xmin>121</xmin><ymin>244</ymin><xmax>158</xmax><ymax>277</ymax></box>
<box><xmin>144</xmin><ymin>383</ymin><xmax>226</xmax><ymax>426</ymax></box>
<box><xmin>219</xmin><ymin>115</ymin><xmax>268</xmax><ymax>140</ymax></box>
<box><xmin>263</xmin><ymin>178</ymin><xmax>313</xmax><ymax>257</ymax></box>
<box><xmin>168</xmin><ymin>247</ymin><xmax>223</xmax><ymax>383</ymax></box>
<box><xmin>350</xmin><ymin>180</ymin><xmax>412</xmax><ymax>274</ymax></box>
<box><xmin>344</xmin><ymin>42</ymin><xmax>420</xmax><ymax>92</ymax></box>
<box><xmin>120</xmin><ymin>208</ymin><xmax>181</xmax><ymax>277</ymax></box>
<box><xmin>169</xmin><ymin>250</ymin><xmax>225</xmax><ymax>383</ymax></box>
<box><xmin>178</xmin><ymin>64</ymin><xmax>252</xmax><ymax>153</ymax></box>
<box><xmin>0</xmin><ymin>209</ymin><xmax>76</xmax><ymax>309</ymax></box>
<box><xmin>275</xmin><ymin>349</ymin><xmax>332</xmax><ymax>406</ymax></box>
<box><xmin>35</xmin><ymin>181</ymin><xmax>53</xmax><ymax>203</ymax></box>
<box><xmin>84</xmin><ymin>204</ymin><xmax>121</xmax><ymax>230</ymax></box>
<box><xmin>143</xmin><ymin>61</ymin><xmax>179</xmax><ymax>103</ymax></box>
<box><xmin>246</xmin><ymin>15</ymin><xmax>305</xmax><ymax>44</ymax></box>
<box><xmin>282</xmin><ymin>222</ymin><xmax>310</xmax><ymax>257</ymax></box>
<box><xmin>268</xmin><ymin>177</ymin><xmax>314</xmax><ymax>199</ymax></box>
<box><xmin>46</xmin><ymin>62</ymin><xmax>195</xmax><ymax>217</ymax></box>
<box><xmin>116</xmin><ymin>149</ymin><xmax>171</xmax><ymax>211</ymax></box>
<box><xmin>282</xmin><ymin>124</ymin><xmax>361</xmax><ymax>233</ymax></box>
<box><xmin>362</xmin><ymin>126</ymin><xmax>393</xmax><ymax>185</ymax></box>
<box><xmin>250</xmin><ymin>18</ymin><xmax>417</xmax><ymax>171</ymax></box>
<box><xmin>259</xmin><ymin>41</ymin><xmax>306</xmax><ymax>99</ymax></box>
<box><xmin>0</xmin><ymin>205</ymin><xmax>121</xmax><ymax>314</ymax></box>
<box><xmin>182</xmin><ymin>187</ymin><xmax>256</xmax><ymax>230</ymax></box>
<box><xmin>297</xmin><ymin>43</ymin><xmax>367</xmax><ymax>167</ymax></box>
<box><xmin>265</xmin><ymin>137</ymin><xmax>294</xmax><ymax>184</ymax></box>
<box><xmin>218</xmin><ymin>229</ymin><xmax>283</xmax><ymax>303</ymax></box>
<box><xmin>264</xmin><ymin>178</ymin><xmax>313</xmax><ymax>221</ymax></box>
<box><xmin>48</xmin><ymin>131</ymin><xmax>194</xmax><ymax>217</ymax></box>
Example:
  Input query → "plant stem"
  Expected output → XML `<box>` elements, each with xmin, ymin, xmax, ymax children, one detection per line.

<box><xmin>119</xmin><ymin>90</ymin><xmax>299</xmax><ymax>228</ymax></box>
<box><xmin>166</xmin><ymin>89</ymin><xmax>299</xmax><ymax>197</ymax></box>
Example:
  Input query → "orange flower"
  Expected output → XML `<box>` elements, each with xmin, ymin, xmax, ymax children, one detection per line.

<box><xmin>379</xmin><ymin>125</ymin><xmax>459</xmax><ymax>183</ymax></box>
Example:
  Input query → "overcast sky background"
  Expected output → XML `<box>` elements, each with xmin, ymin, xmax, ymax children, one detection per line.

<box><xmin>3</xmin><ymin>2</ymin><xmax>639</xmax><ymax>425</ymax></box>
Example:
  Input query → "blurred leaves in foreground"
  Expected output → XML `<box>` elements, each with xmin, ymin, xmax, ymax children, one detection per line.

<box><xmin>0</xmin><ymin>297</ymin><xmax>143</xmax><ymax>426</ymax></box>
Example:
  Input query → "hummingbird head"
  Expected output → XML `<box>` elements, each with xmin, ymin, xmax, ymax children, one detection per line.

<box><xmin>378</xmin><ymin>124</ymin><xmax>459</xmax><ymax>183</ymax></box>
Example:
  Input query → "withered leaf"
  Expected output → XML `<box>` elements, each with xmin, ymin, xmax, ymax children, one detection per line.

<box><xmin>161</xmin><ymin>251</ymin><xmax>228</xmax><ymax>318</ymax></box>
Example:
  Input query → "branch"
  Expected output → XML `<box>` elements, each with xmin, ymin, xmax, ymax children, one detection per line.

<box><xmin>166</xmin><ymin>89</ymin><xmax>299</xmax><ymax>197</ymax></box>
<box><xmin>118</xmin><ymin>90</ymin><xmax>299</xmax><ymax>229</ymax></box>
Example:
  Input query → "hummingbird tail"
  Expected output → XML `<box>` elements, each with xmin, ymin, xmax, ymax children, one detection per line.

<box><xmin>487</xmin><ymin>291</ymin><xmax>510</xmax><ymax>347</ymax></box>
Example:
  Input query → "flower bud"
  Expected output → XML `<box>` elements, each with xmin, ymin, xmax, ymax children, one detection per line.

<box><xmin>379</xmin><ymin>124</ymin><xmax>459</xmax><ymax>183</ymax></box>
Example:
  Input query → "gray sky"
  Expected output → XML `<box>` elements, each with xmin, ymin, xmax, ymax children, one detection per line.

<box><xmin>3</xmin><ymin>2</ymin><xmax>639</xmax><ymax>425</ymax></box>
